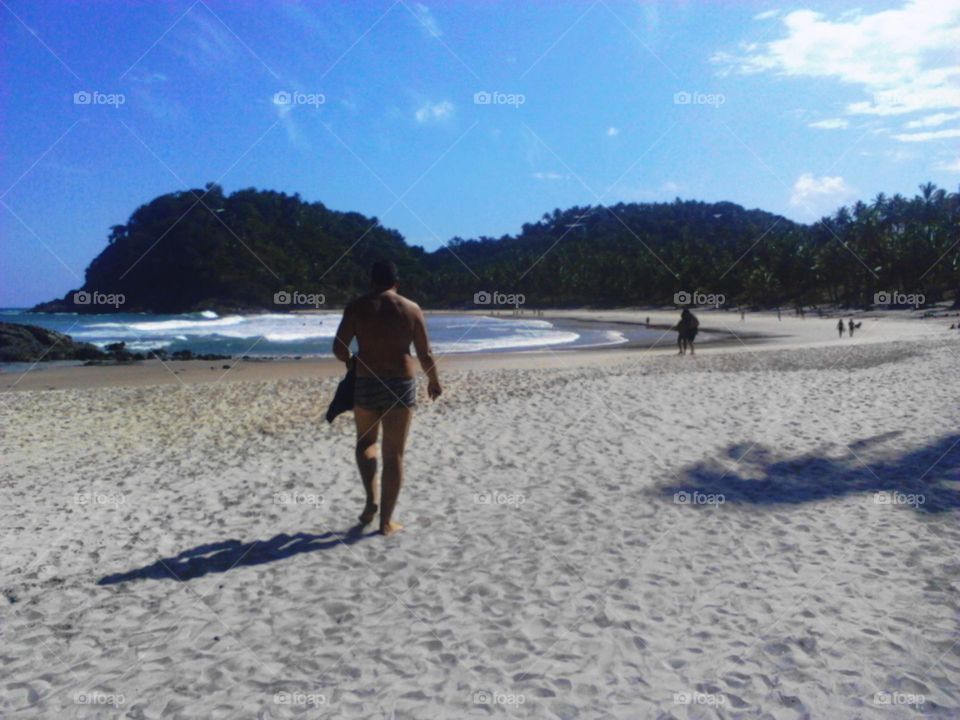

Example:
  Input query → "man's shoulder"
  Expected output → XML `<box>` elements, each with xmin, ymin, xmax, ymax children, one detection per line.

<box><xmin>395</xmin><ymin>293</ymin><xmax>422</xmax><ymax>315</ymax></box>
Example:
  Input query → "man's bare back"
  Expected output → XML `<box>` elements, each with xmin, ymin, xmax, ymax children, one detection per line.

<box><xmin>339</xmin><ymin>289</ymin><xmax>423</xmax><ymax>379</ymax></box>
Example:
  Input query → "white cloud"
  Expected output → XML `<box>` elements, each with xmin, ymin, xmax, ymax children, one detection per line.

<box><xmin>808</xmin><ymin>118</ymin><xmax>849</xmax><ymax>129</ymax></box>
<box><xmin>892</xmin><ymin>128</ymin><xmax>960</xmax><ymax>142</ymax></box>
<box><xmin>754</xmin><ymin>9</ymin><xmax>780</xmax><ymax>21</ymax></box>
<box><xmin>531</xmin><ymin>172</ymin><xmax>567</xmax><ymax>181</ymax></box>
<box><xmin>934</xmin><ymin>158</ymin><xmax>960</xmax><ymax>172</ymax></box>
<box><xmin>411</xmin><ymin>3</ymin><xmax>442</xmax><ymax>38</ymax></box>
<box><xmin>415</xmin><ymin>100</ymin><xmax>453</xmax><ymax>123</ymax></box>
<box><xmin>714</xmin><ymin>0</ymin><xmax>960</xmax><ymax>134</ymax></box>
<box><xmin>904</xmin><ymin>111</ymin><xmax>960</xmax><ymax>129</ymax></box>
<box><xmin>790</xmin><ymin>173</ymin><xmax>855</xmax><ymax>215</ymax></box>
<box><xmin>606</xmin><ymin>127</ymin><xmax>620</xmax><ymax>137</ymax></box>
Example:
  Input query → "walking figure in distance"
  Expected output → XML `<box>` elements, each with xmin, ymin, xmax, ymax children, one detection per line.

<box><xmin>675</xmin><ymin>308</ymin><xmax>700</xmax><ymax>355</ymax></box>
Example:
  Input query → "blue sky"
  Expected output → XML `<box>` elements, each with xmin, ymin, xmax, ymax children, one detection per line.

<box><xmin>1</xmin><ymin>0</ymin><xmax>958</xmax><ymax>306</ymax></box>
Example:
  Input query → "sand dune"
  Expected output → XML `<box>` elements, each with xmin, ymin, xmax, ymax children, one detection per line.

<box><xmin>2</xmin><ymin>321</ymin><xmax>959</xmax><ymax>718</ymax></box>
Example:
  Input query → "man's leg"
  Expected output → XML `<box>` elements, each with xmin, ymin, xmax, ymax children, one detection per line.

<box><xmin>354</xmin><ymin>407</ymin><xmax>381</xmax><ymax>525</ymax></box>
<box><xmin>379</xmin><ymin>407</ymin><xmax>413</xmax><ymax>536</ymax></box>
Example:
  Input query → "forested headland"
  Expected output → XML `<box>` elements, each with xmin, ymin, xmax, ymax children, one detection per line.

<box><xmin>33</xmin><ymin>182</ymin><xmax>959</xmax><ymax>313</ymax></box>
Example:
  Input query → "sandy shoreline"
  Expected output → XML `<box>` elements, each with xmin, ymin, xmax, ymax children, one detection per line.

<box><xmin>2</xmin><ymin>310</ymin><xmax>959</xmax><ymax>718</ymax></box>
<box><xmin>3</xmin><ymin>308</ymin><xmax>952</xmax><ymax>392</ymax></box>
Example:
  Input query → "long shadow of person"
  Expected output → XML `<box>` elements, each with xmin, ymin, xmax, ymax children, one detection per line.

<box><xmin>98</xmin><ymin>525</ymin><xmax>376</xmax><ymax>586</ymax></box>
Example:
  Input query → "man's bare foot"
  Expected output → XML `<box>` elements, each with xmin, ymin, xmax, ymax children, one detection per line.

<box><xmin>359</xmin><ymin>502</ymin><xmax>378</xmax><ymax>525</ymax></box>
<box><xmin>380</xmin><ymin>521</ymin><xmax>404</xmax><ymax>537</ymax></box>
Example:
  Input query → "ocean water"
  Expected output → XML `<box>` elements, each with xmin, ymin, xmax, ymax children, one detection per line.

<box><xmin>0</xmin><ymin>309</ymin><xmax>630</xmax><ymax>357</ymax></box>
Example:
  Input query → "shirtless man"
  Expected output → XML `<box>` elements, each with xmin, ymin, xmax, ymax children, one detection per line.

<box><xmin>333</xmin><ymin>261</ymin><xmax>442</xmax><ymax>536</ymax></box>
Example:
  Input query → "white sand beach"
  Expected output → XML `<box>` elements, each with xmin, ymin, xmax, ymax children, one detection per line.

<box><xmin>2</xmin><ymin>312</ymin><xmax>959</xmax><ymax>718</ymax></box>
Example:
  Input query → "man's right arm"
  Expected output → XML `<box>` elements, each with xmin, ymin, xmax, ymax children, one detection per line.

<box><xmin>412</xmin><ymin>307</ymin><xmax>442</xmax><ymax>400</ymax></box>
<box><xmin>333</xmin><ymin>304</ymin><xmax>355</xmax><ymax>364</ymax></box>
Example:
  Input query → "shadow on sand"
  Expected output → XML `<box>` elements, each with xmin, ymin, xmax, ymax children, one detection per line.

<box><xmin>661</xmin><ymin>433</ymin><xmax>960</xmax><ymax>513</ymax></box>
<box><xmin>98</xmin><ymin>526</ymin><xmax>377</xmax><ymax>586</ymax></box>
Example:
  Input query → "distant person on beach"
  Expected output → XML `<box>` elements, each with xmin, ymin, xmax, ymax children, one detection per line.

<box><xmin>675</xmin><ymin>308</ymin><xmax>699</xmax><ymax>355</ymax></box>
<box><xmin>848</xmin><ymin>318</ymin><xmax>856</xmax><ymax>337</ymax></box>
<box><xmin>837</xmin><ymin>319</ymin><xmax>845</xmax><ymax>338</ymax></box>
<box><xmin>333</xmin><ymin>260</ymin><xmax>443</xmax><ymax>536</ymax></box>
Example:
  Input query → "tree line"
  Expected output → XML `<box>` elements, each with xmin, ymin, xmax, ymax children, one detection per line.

<box><xmin>33</xmin><ymin>182</ymin><xmax>959</xmax><ymax>313</ymax></box>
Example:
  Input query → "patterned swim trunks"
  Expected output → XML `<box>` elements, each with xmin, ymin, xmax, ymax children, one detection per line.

<box><xmin>354</xmin><ymin>376</ymin><xmax>417</xmax><ymax>411</ymax></box>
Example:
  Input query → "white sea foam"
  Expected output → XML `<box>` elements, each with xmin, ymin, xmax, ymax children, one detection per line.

<box><xmin>125</xmin><ymin>340</ymin><xmax>173</xmax><ymax>351</ymax></box>
<box><xmin>126</xmin><ymin>315</ymin><xmax>247</xmax><ymax>332</ymax></box>
<box><xmin>435</xmin><ymin>330</ymin><xmax>579</xmax><ymax>353</ymax></box>
<box><xmin>34</xmin><ymin>312</ymin><xmax>587</xmax><ymax>354</ymax></box>
<box><xmin>574</xmin><ymin>330</ymin><xmax>629</xmax><ymax>348</ymax></box>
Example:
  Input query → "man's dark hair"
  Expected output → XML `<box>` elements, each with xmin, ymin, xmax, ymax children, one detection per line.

<box><xmin>371</xmin><ymin>260</ymin><xmax>399</xmax><ymax>289</ymax></box>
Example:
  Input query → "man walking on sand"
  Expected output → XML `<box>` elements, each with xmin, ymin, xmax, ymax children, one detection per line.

<box><xmin>333</xmin><ymin>261</ymin><xmax>442</xmax><ymax>536</ymax></box>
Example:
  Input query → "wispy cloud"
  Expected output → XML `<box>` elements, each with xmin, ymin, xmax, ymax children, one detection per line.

<box><xmin>892</xmin><ymin>128</ymin><xmax>960</xmax><ymax>143</ymax></box>
<box><xmin>127</xmin><ymin>69</ymin><xmax>168</xmax><ymax>85</ymax></box>
<box><xmin>606</xmin><ymin>126</ymin><xmax>620</xmax><ymax>137</ymax></box>
<box><xmin>415</xmin><ymin>100</ymin><xmax>454</xmax><ymax>123</ymax></box>
<box><xmin>531</xmin><ymin>171</ymin><xmax>567</xmax><ymax>181</ymax></box>
<box><xmin>934</xmin><ymin>158</ymin><xmax>960</xmax><ymax>172</ymax></box>
<box><xmin>808</xmin><ymin>118</ymin><xmax>849</xmax><ymax>130</ymax></box>
<box><xmin>904</xmin><ymin>111</ymin><xmax>960</xmax><ymax>129</ymax></box>
<box><xmin>172</xmin><ymin>10</ymin><xmax>237</xmax><ymax>68</ymax></box>
<box><xmin>411</xmin><ymin>3</ymin><xmax>442</xmax><ymax>38</ymax></box>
